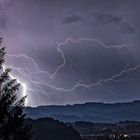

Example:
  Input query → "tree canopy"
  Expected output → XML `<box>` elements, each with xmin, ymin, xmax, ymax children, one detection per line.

<box><xmin>0</xmin><ymin>38</ymin><xmax>32</xmax><ymax>140</ymax></box>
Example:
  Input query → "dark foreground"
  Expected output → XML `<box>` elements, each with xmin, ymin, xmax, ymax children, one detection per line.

<box><xmin>27</xmin><ymin>118</ymin><xmax>83</xmax><ymax>140</ymax></box>
<box><xmin>73</xmin><ymin>120</ymin><xmax>140</xmax><ymax>140</ymax></box>
<box><xmin>27</xmin><ymin>118</ymin><xmax>140</xmax><ymax>140</ymax></box>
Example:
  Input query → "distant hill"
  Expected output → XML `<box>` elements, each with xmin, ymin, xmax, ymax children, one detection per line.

<box><xmin>25</xmin><ymin>100</ymin><xmax>140</xmax><ymax>123</ymax></box>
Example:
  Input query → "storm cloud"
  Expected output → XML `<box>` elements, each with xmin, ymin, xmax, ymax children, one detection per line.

<box><xmin>62</xmin><ymin>14</ymin><xmax>84</xmax><ymax>24</ymax></box>
<box><xmin>94</xmin><ymin>13</ymin><xmax>122</xmax><ymax>25</ymax></box>
<box><xmin>0</xmin><ymin>0</ymin><xmax>140</xmax><ymax>106</ymax></box>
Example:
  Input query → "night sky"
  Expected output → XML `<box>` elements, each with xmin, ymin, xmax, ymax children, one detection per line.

<box><xmin>0</xmin><ymin>0</ymin><xmax>140</xmax><ymax>106</ymax></box>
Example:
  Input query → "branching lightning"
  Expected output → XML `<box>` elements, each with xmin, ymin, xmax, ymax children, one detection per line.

<box><xmin>5</xmin><ymin>37</ymin><xmax>139</xmax><ymax>105</ymax></box>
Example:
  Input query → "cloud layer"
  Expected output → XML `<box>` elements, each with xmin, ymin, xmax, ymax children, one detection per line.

<box><xmin>0</xmin><ymin>0</ymin><xmax>140</xmax><ymax>106</ymax></box>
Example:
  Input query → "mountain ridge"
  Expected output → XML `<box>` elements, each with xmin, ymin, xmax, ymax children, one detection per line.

<box><xmin>25</xmin><ymin>100</ymin><xmax>140</xmax><ymax>123</ymax></box>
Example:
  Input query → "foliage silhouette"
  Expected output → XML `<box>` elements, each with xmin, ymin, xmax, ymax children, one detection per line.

<box><xmin>0</xmin><ymin>38</ymin><xmax>33</xmax><ymax>140</ymax></box>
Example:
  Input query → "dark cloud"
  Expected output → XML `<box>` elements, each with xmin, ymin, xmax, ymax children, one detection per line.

<box><xmin>119</xmin><ymin>23</ymin><xmax>135</xmax><ymax>34</ymax></box>
<box><xmin>0</xmin><ymin>0</ymin><xmax>140</xmax><ymax>106</ymax></box>
<box><xmin>94</xmin><ymin>13</ymin><xmax>122</xmax><ymax>25</ymax></box>
<box><xmin>62</xmin><ymin>14</ymin><xmax>84</xmax><ymax>24</ymax></box>
<box><xmin>93</xmin><ymin>13</ymin><xmax>135</xmax><ymax>34</ymax></box>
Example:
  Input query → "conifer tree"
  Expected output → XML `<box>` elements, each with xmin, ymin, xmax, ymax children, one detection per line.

<box><xmin>0</xmin><ymin>38</ymin><xmax>32</xmax><ymax>140</ymax></box>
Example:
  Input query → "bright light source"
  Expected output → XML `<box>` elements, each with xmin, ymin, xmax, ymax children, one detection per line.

<box><xmin>3</xmin><ymin>65</ymin><xmax>28</xmax><ymax>106</ymax></box>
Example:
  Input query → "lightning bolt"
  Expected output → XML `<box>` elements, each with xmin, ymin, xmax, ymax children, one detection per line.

<box><xmin>3</xmin><ymin>65</ymin><xmax>28</xmax><ymax>105</ymax></box>
<box><xmin>5</xmin><ymin>37</ymin><xmax>138</xmax><ymax>106</ymax></box>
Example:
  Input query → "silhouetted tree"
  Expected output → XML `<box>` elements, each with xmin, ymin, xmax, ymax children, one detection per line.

<box><xmin>0</xmin><ymin>38</ymin><xmax>32</xmax><ymax>140</ymax></box>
